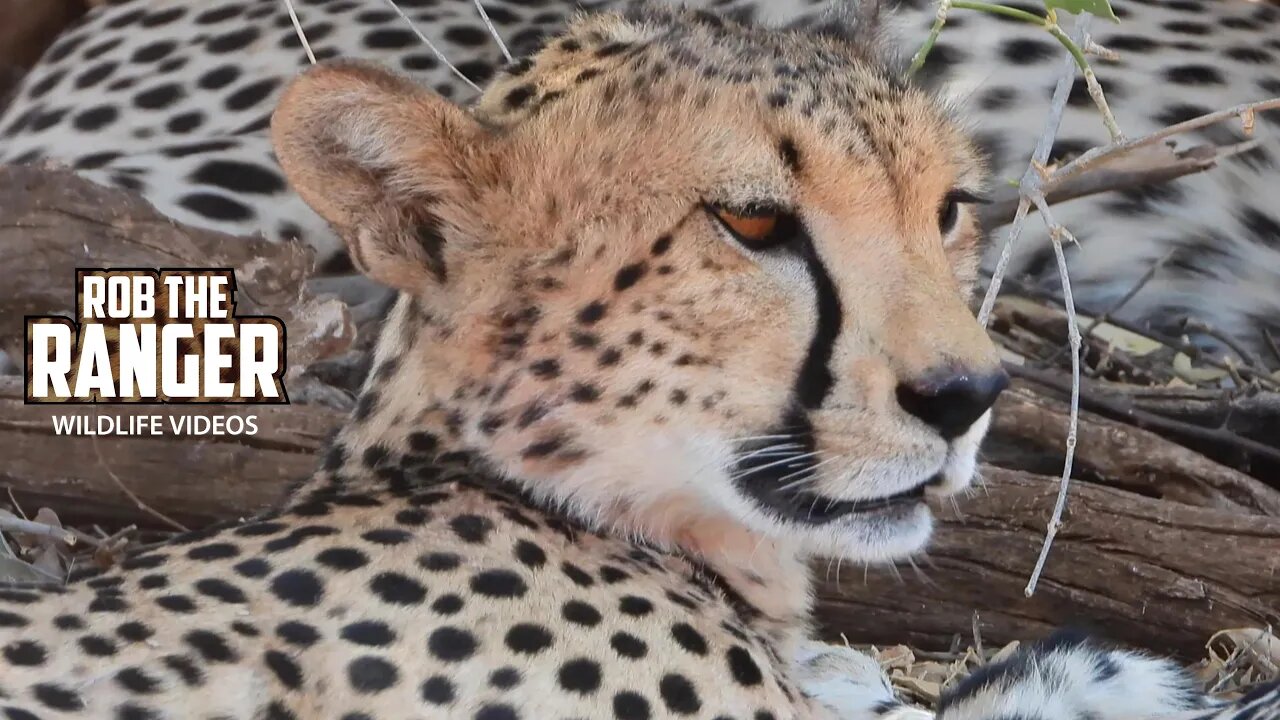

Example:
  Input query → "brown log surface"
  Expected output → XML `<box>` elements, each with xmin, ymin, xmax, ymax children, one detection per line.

<box><xmin>815</xmin><ymin>467</ymin><xmax>1280</xmax><ymax>659</ymax></box>
<box><xmin>988</xmin><ymin>384</ymin><xmax>1280</xmax><ymax>516</ymax></box>
<box><xmin>0</xmin><ymin>377</ymin><xmax>343</xmax><ymax>527</ymax></box>
<box><xmin>0</xmin><ymin>164</ymin><xmax>354</xmax><ymax>367</ymax></box>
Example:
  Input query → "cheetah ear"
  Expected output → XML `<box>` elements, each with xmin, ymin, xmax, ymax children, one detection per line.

<box><xmin>271</xmin><ymin>60</ymin><xmax>489</xmax><ymax>291</ymax></box>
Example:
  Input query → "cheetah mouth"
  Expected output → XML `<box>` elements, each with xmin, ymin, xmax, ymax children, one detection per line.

<box><xmin>730</xmin><ymin>409</ymin><xmax>934</xmax><ymax>525</ymax></box>
<box><xmin>739</xmin><ymin>475</ymin><xmax>933</xmax><ymax>526</ymax></box>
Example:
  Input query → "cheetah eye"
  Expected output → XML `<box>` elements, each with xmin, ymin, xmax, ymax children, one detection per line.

<box><xmin>707</xmin><ymin>204</ymin><xmax>793</xmax><ymax>251</ymax></box>
<box><xmin>938</xmin><ymin>189</ymin><xmax>987</xmax><ymax>236</ymax></box>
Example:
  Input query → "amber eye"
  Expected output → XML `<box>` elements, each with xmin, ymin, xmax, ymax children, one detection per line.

<box><xmin>708</xmin><ymin>205</ymin><xmax>791</xmax><ymax>250</ymax></box>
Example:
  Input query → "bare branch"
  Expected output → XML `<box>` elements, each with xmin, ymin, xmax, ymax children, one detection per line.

<box><xmin>1022</xmin><ymin>197</ymin><xmax>1082</xmax><ymax>598</ymax></box>
<box><xmin>1055</xmin><ymin>97</ymin><xmax>1280</xmax><ymax>182</ymax></box>
<box><xmin>978</xmin><ymin>15</ymin><xmax>1090</xmax><ymax>327</ymax></box>
<box><xmin>979</xmin><ymin>139</ymin><xmax>1260</xmax><ymax>229</ymax></box>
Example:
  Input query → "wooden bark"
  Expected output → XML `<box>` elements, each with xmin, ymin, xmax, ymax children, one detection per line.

<box><xmin>987</xmin><ymin>384</ymin><xmax>1280</xmax><ymax>516</ymax></box>
<box><xmin>0</xmin><ymin>164</ymin><xmax>355</xmax><ymax>367</ymax></box>
<box><xmin>814</xmin><ymin>467</ymin><xmax>1280</xmax><ymax>659</ymax></box>
<box><xmin>0</xmin><ymin>377</ymin><xmax>343</xmax><ymax>528</ymax></box>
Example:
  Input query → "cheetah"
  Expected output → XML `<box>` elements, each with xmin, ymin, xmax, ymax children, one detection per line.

<box><xmin>1</xmin><ymin>0</ymin><xmax>1278</xmax><ymax>363</ymax></box>
<box><xmin>1</xmin><ymin>2</ymin><xmax>1278</xmax><ymax>720</ymax></box>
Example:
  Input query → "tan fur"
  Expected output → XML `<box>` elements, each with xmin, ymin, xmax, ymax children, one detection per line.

<box><xmin>0</xmin><ymin>7</ymin><xmax>1005</xmax><ymax>719</ymax></box>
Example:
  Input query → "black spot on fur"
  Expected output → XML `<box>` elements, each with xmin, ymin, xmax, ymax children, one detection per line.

<box><xmin>368</xmin><ymin>572</ymin><xmax>427</xmax><ymax>605</ymax></box>
<box><xmin>199</xmin><ymin>65</ymin><xmax>241</xmax><ymax>90</ymax></box>
<box><xmin>270</xmin><ymin>569</ymin><xmax>325</xmax><ymax>607</ymax></box>
<box><xmin>73</xmin><ymin>104</ymin><xmax>118</xmax><ymax>131</ymax></box>
<box><xmin>191</xmin><ymin>160</ymin><xmax>286</xmax><ymax>194</ymax></box>
<box><xmin>364</xmin><ymin>29</ymin><xmax>417</xmax><ymax>49</ymax></box>
<box><xmin>727</xmin><ymin>646</ymin><xmax>764</xmax><ymax>686</ymax></box>
<box><xmin>1001</xmin><ymin>37</ymin><xmax>1056</xmax><ymax>63</ymax></box>
<box><xmin>429</xmin><ymin>626</ymin><xmax>478</xmax><ymax>662</ymax></box>
<box><xmin>558</xmin><ymin>658</ymin><xmax>603</xmax><ymax>694</ymax></box>
<box><xmin>659</xmin><ymin>674</ymin><xmax>701</xmax><ymax>715</ymax></box>
<box><xmin>131</xmin><ymin>41</ymin><xmax>176</xmax><ymax>63</ymax></box>
<box><xmin>264</xmin><ymin>650</ymin><xmax>304</xmax><ymax>689</ymax></box>
<box><xmin>185</xmin><ymin>630</ymin><xmax>237</xmax><ymax>663</ymax></box>
<box><xmin>134</xmin><ymin>83</ymin><xmax>184</xmax><ymax>109</ymax></box>
<box><xmin>225</xmin><ymin>78</ymin><xmax>280</xmax><ymax>111</ymax></box>
<box><xmin>348</xmin><ymin>656</ymin><xmax>399</xmax><ymax>693</ymax></box>
<box><xmin>1164</xmin><ymin>64</ymin><xmax>1225</xmax><ymax>85</ymax></box>
<box><xmin>207</xmin><ymin>27</ymin><xmax>260</xmax><ymax>53</ymax></box>
<box><xmin>504</xmin><ymin>84</ymin><xmax>536</xmax><ymax>110</ymax></box>
<box><xmin>178</xmin><ymin>192</ymin><xmax>254</xmax><ymax>222</ymax></box>
<box><xmin>614</xmin><ymin>263</ymin><xmax>648</xmax><ymax>290</ymax></box>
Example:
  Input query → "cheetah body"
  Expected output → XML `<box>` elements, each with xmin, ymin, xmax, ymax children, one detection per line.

<box><xmin>0</xmin><ymin>2</ymin><xmax>1278</xmax><ymax>720</ymax></box>
<box><xmin>0</xmin><ymin>480</ymin><xmax>825</xmax><ymax>720</ymax></box>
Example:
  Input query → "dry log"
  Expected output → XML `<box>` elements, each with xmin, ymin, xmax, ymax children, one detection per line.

<box><xmin>987</xmin><ymin>384</ymin><xmax>1280</xmax><ymax>516</ymax></box>
<box><xmin>0</xmin><ymin>377</ymin><xmax>344</xmax><ymax>528</ymax></box>
<box><xmin>815</xmin><ymin>467</ymin><xmax>1280</xmax><ymax>659</ymax></box>
<box><xmin>0</xmin><ymin>164</ymin><xmax>355</xmax><ymax>368</ymax></box>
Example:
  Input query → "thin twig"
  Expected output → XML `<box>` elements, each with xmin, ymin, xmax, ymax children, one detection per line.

<box><xmin>981</xmin><ymin>138</ymin><xmax>1260</xmax><ymax>228</ymax></box>
<box><xmin>281</xmin><ymin>0</ymin><xmax>317</xmax><ymax>65</ymax></box>
<box><xmin>906</xmin><ymin>0</ymin><xmax>952</xmax><ymax>77</ymax></box>
<box><xmin>979</xmin><ymin>15</ymin><xmax>1090</xmax><ymax>327</ymax></box>
<box><xmin>1023</xmin><ymin>198</ymin><xmax>1082</xmax><ymax>598</ymax></box>
<box><xmin>382</xmin><ymin>0</ymin><xmax>482</xmax><ymax>93</ymax></box>
<box><xmin>7</xmin><ymin>487</ymin><xmax>27</xmax><ymax>520</ymax></box>
<box><xmin>90</xmin><ymin>434</ymin><xmax>189</xmax><ymax>533</ymax></box>
<box><xmin>471</xmin><ymin>0</ymin><xmax>512</xmax><ymax>62</ymax></box>
<box><xmin>1055</xmin><ymin>97</ymin><xmax>1280</xmax><ymax>182</ymax></box>
<box><xmin>1043</xmin><ymin>249</ymin><xmax>1173</xmax><ymax>365</ymax></box>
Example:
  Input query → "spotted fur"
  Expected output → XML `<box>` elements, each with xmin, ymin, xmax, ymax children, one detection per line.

<box><xmin>0</xmin><ymin>2</ymin><xmax>1277</xmax><ymax>719</ymax></box>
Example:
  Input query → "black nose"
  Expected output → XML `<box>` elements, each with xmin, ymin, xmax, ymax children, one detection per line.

<box><xmin>895</xmin><ymin>368</ymin><xmax>1009</xmax><ymax>440</ymax></box>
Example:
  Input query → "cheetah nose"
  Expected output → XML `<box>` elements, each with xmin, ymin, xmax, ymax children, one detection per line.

<box><xmin>895</xmin><ymin>368</ymin><xmax>1009</xmax><ymax>440</ymax></box>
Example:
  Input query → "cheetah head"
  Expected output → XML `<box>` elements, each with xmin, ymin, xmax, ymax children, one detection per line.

<box><xmin>272</xmin><ymin>3</ymin><xmax>1006</xmax><ymax>564</ymax></box>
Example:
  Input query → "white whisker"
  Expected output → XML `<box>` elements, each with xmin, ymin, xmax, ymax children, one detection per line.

<box><xmin>730</xmin><ymin>451</ymin><xmax>823</xmax><ymax>481</ymax></box>
<box><xmin>806</xmin><ymin>493</ymin><xmax>822</xmax><ymax>520</ymax></box>
<box><xmin>886</xmin><ymin>562</ymin><xmax>903</xmax><ymax>584</ymax></box>
<box><xmin>381</xmin><ymin>0</ymin><xmax>482</xmax><ymax>93</ymax></box>
<box><xmin>726</xmin><ymin>434</ymin><xmax>800</xmax><ymax>445</ymax></box>
<box><xmin>905</xmin><ymin>555</ymin><xmax>939</xmax><ymax>590</ymax></box>
<box><xmin>281</xmin><ymin>0</ymin><xmax>317</xmax><ymax>65</ymax></box>
<box><xmin>733</xmin><ymin>443</ymin><xmax>805</xmax><ymax>462</ymax></box>
<box><xmin>774</xmin><ymin>455</ymin><xmax>843</xmax><ymax>492</ymax></box>
<box><xmin>471</xmin><ymin>0</ymin><xmax>512</xmax><ymax>62</ymax></box>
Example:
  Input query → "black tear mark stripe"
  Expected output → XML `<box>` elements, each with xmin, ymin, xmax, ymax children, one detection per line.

<box><xmin>792</xmin><ymin>221</ymin><xmax>842</xmax><ymax>408</ymax></box>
